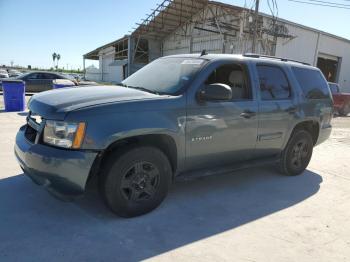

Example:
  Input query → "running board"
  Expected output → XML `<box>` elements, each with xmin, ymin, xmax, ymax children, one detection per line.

<box><xmin>175</xmin><ymin>157</ymin><xmax>280</xmax><ymax>182</ymax></box>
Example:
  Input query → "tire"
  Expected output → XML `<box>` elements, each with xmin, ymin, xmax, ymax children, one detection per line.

<box><xmin>279</xmin><ymin>130</ymin><xmax>314</xmax><ymax>176</ymax></box>
<box><xmin>100</xmin><ymin>146</ymin><xmax>172</xmax><ymax>218</ymax></box>
<box><xmin>339</xmin><ymin>103</ymin><xmax>350</xmax><ymax>116</ymax></box>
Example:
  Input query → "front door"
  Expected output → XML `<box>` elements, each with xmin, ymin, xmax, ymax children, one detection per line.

<box><xmin>185</xmin><ymin>62</ymin><xmax>258</xmax><ymax>171</ymax></box>
<box><xmin>25</xmin><ymin>73</ymin><xmax>42</xmax><ymax>92</ymax></box>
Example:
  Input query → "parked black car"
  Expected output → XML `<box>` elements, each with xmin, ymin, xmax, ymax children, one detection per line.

<box><xmin>10</xmin><ymin>71</ymin><xmax>77</xmax><ymax>92</ymax></box>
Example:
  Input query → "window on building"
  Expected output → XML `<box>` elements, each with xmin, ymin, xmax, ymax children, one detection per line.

<box><xmin>317</xmin><ymin>56</ymin><xmax>339</xmax><ymax>82</ymax></box>
<box><xmin>205</xmin><ymin>64</ymin><xmax>251</xmax><ymax>100</ymax></box>
<box><xmin>257</xmin><ymin>65</ymin><xmax>291</xmax><ymax>100</ymax></box>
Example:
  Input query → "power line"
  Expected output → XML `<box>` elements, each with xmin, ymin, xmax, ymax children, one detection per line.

<box><xmin>288</xmin><ymin>0</ymin><xmax>350</xmax><ymax>9</ymax></box>
<box><xmin>306</xmin><ymin>0</ymin><xmax>350</xmax><ymax>7</ymax></box>
<box><xmin>252</xmin><ymin>0</ymin><xmax>260</xmax><ymax>53</ymax></box>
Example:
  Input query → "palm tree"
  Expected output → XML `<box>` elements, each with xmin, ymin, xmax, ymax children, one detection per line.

<box><xmin>52</xmin><ymin>52</ymin><xmax>57</xmax><ymax>69</ymax></box>
<box><xmin>56</xmin><ymin>54</ymin><xmax>61</xmax><ymax>69</ymax></box>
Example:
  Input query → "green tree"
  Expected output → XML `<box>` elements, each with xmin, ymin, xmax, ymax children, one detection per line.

<box><xmin>56</xmin><ymin>54</ymin><xmax>61</xmax><ymax>69</ymax></box>
<box><xmin>52</xmin><ymin>53</ymin><xmax>57</xmax><ymax>69</ymax></box>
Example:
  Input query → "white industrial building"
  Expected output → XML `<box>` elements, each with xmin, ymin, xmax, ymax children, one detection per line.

<box><xmin>83</xmin><ymin>0</ymin><xmax>350</xmax><ymax>91</ymax></box>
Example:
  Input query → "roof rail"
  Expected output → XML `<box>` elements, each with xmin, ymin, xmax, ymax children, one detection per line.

<box><xmin>243</xmin><ymin>53</ymin><xmax>311</xmax><ymax>66</ymax></box>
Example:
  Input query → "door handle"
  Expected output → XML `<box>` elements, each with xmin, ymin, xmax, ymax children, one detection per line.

<box><xmin>240</xmin><ymin>111</ymin><xmax>256</xmax><ymax>119</ymax></box>
<box><xmin>285</xmin><ymin>106</ymin><xmax>297</xmax><ymax>114</ymax></box>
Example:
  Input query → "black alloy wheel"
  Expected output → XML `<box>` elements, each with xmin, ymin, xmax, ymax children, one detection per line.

<box><xmin>120</xmin><ymin>161</ymin><xmax>160</xmax><ymax>202</ymax></box>
<box><xmin>280</xmin><ymin>130</ymin><xmax>313</xmax><ymax>176</ymax></box>
<box><xmin>100</xmin><ymin>146</ymin><xmax>172</xmax><ymax>217</ymax></box>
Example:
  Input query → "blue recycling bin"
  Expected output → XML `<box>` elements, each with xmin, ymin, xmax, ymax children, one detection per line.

<box><xmin>53</xmin><ymin>79</ymin><xmax>75</xmax><ymax>89</ymax></box>
<box><xmin>2</xmin><ymin>80</ymin><xmax>26</xmax><ymax>112</ymax></box>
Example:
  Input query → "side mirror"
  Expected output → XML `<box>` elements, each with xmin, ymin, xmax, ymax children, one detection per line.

<box><xmin>198</xmin><ymin>83</ymin><xmax>232</xmax><ymax>102</ymax></box>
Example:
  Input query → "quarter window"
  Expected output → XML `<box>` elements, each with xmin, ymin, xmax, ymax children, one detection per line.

<box><xmin>257</xmin><ymin>65</ymin><xmax>291</xmax><ymax>100</ymax></box>
<box><xmin>292</xmin><ymin>67</ymin><xmax>331</xmax><ymax>99</ymax></box>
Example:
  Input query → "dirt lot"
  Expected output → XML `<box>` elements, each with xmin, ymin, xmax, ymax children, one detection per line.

<box><xmin>0</xmin><ymin>99</ymin><xmax>349</xmax><ymax>261</ymax></box>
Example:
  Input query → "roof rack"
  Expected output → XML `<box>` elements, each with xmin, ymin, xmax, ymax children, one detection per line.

<box><xmin>243</xmin><ymin>53</ymin><xmax>311</xmax><ymax>66</ymax></box>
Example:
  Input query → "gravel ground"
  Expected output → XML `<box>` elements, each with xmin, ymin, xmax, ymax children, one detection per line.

<box><xmin>0</xmin><ymin>102</ymin><xmax>349</xmax><ymax>262</ymax></box>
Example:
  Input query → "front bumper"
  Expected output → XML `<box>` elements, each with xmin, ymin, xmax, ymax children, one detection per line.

<box><xmin>14</xmin><ymin>124</ymin><xmax>98</xmax><ymax>200</ymax></box>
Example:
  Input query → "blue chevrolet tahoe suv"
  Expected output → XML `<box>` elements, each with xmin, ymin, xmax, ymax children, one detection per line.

<box><xmin>15</xmin><ymin>54</ymin><xmax>333</xmax><ymax>217</ymax></box>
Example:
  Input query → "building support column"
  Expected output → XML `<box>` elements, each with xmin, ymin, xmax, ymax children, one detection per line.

<box><xmin>83</xmin><ymin>57</ymin><xmax>86</xmax><ymax>79</ymax></box>
<box><xmin>313</xmin><ymin>32</ymin><xmax>321</xmax><ymax>66</ymax></box>
<box><xmin>127</xmin><ymin>35</ymin><xmax>133</xmax><ymax>77</ymax></box>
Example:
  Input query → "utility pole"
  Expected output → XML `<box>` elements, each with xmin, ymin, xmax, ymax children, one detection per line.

<box><xmin>252</xmin><ymin>0</ymin><xmax>260</xmax><ymax>53</ymax></box>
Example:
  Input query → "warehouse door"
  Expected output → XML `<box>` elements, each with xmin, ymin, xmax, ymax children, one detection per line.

<box><xmin>317</xmin><ymin>53</ymin><xmax>340</xmax><ymax>82</ymax></box>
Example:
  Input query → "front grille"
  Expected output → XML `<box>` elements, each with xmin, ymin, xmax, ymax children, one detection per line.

<box><xmin>24</xmin><ymin>124</ymin><xmax>37</xmax><ymax>143</ymax></box>
<box><xmin>25</xmin><ymin>111</ymin><xmax>43</xmax><ymax>143</ymax></box>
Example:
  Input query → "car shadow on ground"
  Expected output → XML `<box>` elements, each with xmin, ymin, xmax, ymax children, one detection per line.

<box><xmin>0</xmin><ymin>167</ymin><xmax>322</xmax><ymax>261</ymax></box>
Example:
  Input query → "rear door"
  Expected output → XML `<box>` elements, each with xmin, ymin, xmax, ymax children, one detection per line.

<box><xmin>255</xmin><ymin>64</ymin><xmax>298</xmax><ymax>157</ymax></box>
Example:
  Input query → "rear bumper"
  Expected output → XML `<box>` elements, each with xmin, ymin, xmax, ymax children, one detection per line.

<box><xmin>316</xmin><ymin>124</ymin><xmax>332</xmax><ymax>146</ymax></box>
<box><xmin>14</xmin><ymin>125</ymin><xmax>98</xmax><ymax>199</ymax></box>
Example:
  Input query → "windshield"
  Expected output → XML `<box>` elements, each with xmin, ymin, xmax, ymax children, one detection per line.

<box><xmin>121</xmin><ymin>57</ymin><xmax>206</xmax><ymax>95</ymax></box>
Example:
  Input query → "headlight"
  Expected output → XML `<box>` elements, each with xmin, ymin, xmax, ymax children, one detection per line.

<box><xmin>43</xmin><ymin>120</ymin><xmax>86</xmax><ymax>149</ymax></box>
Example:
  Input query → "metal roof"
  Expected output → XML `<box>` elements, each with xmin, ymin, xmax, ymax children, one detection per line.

<box><xmin>83</xmin><ymin>36</ymin><xmax>128</xmax><ymax>60</ymax></box>
<box><xmin>132</xmin><ymin>0</ymin><xmax>208</xmax><ymax>39</ymax></box>
<box><xmin>83</xmin><ymin>0</ymin><xmax>350</xmax><ymax>60</ymax></box>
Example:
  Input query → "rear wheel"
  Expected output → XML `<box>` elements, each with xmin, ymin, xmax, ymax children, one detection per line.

<box><xmin>100</xmin><ymin>146</ymin><xmax>172</xmax><ymax>217</ymax></box>
<box><xmin>339</xmin><ymin>103</ymin><xmax>350</xmax><ymax>116</ymax></box>
<box><xmin>279</xmin><ymin>130</ymin><xmax>313</xmax><ymax>176</ymax></box>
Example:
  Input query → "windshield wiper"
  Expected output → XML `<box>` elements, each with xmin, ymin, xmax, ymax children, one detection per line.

<box><xmin>120</xmin><ymin>84</ymin><xmax>167</xmax><ymax>95</ymax></box>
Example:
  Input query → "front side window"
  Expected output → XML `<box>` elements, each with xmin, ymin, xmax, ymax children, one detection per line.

<box><xmin>257</xmin><ymin>65</ymin><xmax>291</xmax><ymax>100</ymax></box>
<box><xmin>205</xmin><ymin>64</ymin><xmax>251</xmax><ymax>100</ymax></box>
<box><xmin>122</xmin><ymin>57</ymin><xmax>206</xmax><ymax>95</ymax></box>
<box><xmin>27</xmin><ymin>73</ymin><xmax>40</xmax><ymax>80</ymax></box>
<box><xmin>292</xmin><ymin>67</ymin><xmax>331</xmax><ymax>99</ymax></box>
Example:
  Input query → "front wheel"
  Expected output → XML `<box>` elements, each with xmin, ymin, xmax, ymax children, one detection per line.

<box><xmin>100</xmin><ymin>146</ymin><xmax>172</xmax><ymax>218</ymax></box>
<box><xmin>279</xmin><ymin>130</ymin><xmax>314</xmax><ymax>176</ymax></box>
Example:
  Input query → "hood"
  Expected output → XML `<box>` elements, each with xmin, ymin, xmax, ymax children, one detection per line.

<box><xmin>29</xmin><ymin>85</ymin><xmax>159</xmax><ymax>120</ymax></box>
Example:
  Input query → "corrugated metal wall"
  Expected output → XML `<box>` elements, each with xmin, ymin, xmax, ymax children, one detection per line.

<box><xmin>276</xmin><ymin>23</ymin><xmax>350</xmax><ymax>92</ymax></box>
<box><xmin>275</xmin><ymin>25</ymin><xmax>318</xmax><ymax>65</ymax></box>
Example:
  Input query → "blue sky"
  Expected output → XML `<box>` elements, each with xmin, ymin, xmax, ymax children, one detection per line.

<box><xmin>0</xmin><ymin>0</ymin><xmax>349</xmax><ymax>69</ymax></box>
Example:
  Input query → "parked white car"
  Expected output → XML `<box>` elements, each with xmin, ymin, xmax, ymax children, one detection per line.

<box><xmin>0</xmin><ymin>69</ymin><xmax>9</xmax><ymax>79</ymax></box>
<box><xmin>8</xmin><ymin>69</ymin><xmax>22</xmax><ymax>77</ymax></box>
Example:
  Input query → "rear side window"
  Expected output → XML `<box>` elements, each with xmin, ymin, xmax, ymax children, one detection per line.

<box><xmin>257</xmin><ymin>65</ymin><xmax>291</xmax><ymax>100</ymax></box>
<box><xmin>42</xmin><ymin>73</ymin><xmax>56</xmax><ymax>79</ymax></box>
<box><xmin>292</xmin><ymin>67</ymin><xmax>330</xmax><ymax>99</ymax></box>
